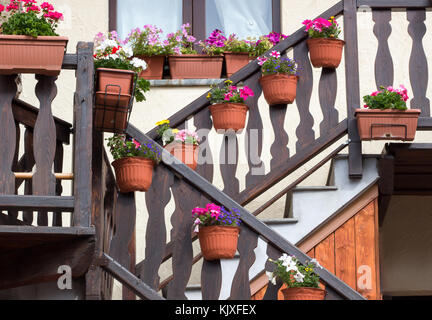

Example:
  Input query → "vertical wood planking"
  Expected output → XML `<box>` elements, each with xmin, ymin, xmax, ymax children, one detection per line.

<box><xmin>230</xmin><ymin>226</ymin><xmax>258</xmax><ymax>299</ymax></box>
<box><xmin>33</xmin><ymin>75</ymin><xmax>58</xmax><ymax>226</ymax></box>
<box><xmin>141</xmin><ymin>167</ymin><xmax>173</xmax><ymax>290</ymax></box>
<box><xmin>354</xmin><ymin>201</ymin><xmax>378</xmax><ymax>300</ymax></box>
<box><xmin>319</xmin><ymin>68</ymin><xmax>339</xmax><ymax>136</ymax></box>
<box><xmin>335</xmin><ymin>218</ymin><xmax>356</xmax><ymax>290</ymax></box>
<box><xmin>294</xmin><ymin>42</ymin><xmax>315</xmax><ymax>151</ymax></box>
<box><xmin>315</xmin><ymin>233</ymin><xmax>335</xmax><ymax>273</ymax></box>
<box><xmin>407</xmin><ymin>9</ymin><xmax>430</xmax><ymax>117</ymax></box>
<box><xmin>22</xmin><ymin>128</ymin><xmax>35</xmax><ymax>225</ymax></box>
<box><xmin>8</xmin><ymin>120</ymin><xmax>21</xmax><ymax>222</ymax></box>
<box><xmin>73</xmin><ymin>41</ymin><xmax>94</xmax><ymax>227</ymax></box>
<box><xmin>373</xmin><ymin>9</ymin><xmax>394</xmax><ymax>88</ymax></box>
<box><xmin>0</xmin><ymin>75</ymin><xmax>17</xmax><ymax>195</ymax></box>
<box><xmin>167</xmin><ymin>178</ymin><xmax>200</xmax><ymax>299</ymax></box>
<box><xmin>244</xmin><ymin>72</ymin><xmax>265</xmax><ymax>186</ymax></box>
<box><xmin>344</xmin><ymin>0</ymin><xmax>363</xmax><ymax>178</ymax></box>
<box><xmin>53</xmin><ymin>141</ymin><xmax>64</xmax><ymax>226</ymax></box>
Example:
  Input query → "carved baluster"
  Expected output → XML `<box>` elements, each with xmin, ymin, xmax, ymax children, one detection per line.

<box><xmin>407</xmin><ymin>9</ymin><xmax>430</xmax><ymax>117</ymax></box>
<box><xmin>373</xmin><ymin>9</ymin><xmax>394</xmax><ymax>88</ymax></box>
<box><xmin>33</xmin><ymin>75</ymin><xmax>57</xmax><ymax>226</ymax></box>
<box><xmin>53</xmin><ymin>141</ymin><xmax>64</xmax><ymax>226</ymax></box>
<box><xmin>220</xmin><ymin>132</ymin><xmax>239</xmax><ymax>198</ymax></box>
<box><xmin>294</xmin><ymin>42</ymin><xmax>315</xmax><ymax>151</ymax></box>
<box><xmin>319</xmin><ymin>68</ymin><xmax>338</xmax><ymax>136</ymax></box>
<box><xmin>23</xmin><ymin>128</ymin><xmax>35</xmax><ymax>225</ymax></box>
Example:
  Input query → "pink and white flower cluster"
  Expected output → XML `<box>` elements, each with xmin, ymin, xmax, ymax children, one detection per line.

<box><xmin>173</xmin><ymin>129</ymin><xmax>200</xmax><ymax>145</ymax></box>
<box><xmin>0</xmin><ymin>1</ymin><xmax>63</xmax><ymax>23</ymax></box>
<box><xmin>302</xmin><ymin>18</ymin><xmax>332</xmax><ymax>33</ymax></box>
<box><xmin>371</xmin><ymin>85</ymin><xmax>408</xmax><ymax>102</ymax></box>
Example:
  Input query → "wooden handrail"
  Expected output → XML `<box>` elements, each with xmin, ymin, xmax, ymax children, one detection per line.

<box><xmin>14</xmin><ymin>172</ymin><xmax>74</xmax><ymax>180</ymax></box>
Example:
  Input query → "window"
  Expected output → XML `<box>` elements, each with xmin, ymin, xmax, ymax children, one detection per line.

<box><xmin>109</xmin><ymin>0</ymin><xmax>280</xmax><ymax>41</ymax></box>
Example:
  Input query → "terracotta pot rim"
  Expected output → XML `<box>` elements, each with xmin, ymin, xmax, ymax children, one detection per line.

<box><xmin>134</xmin><ymin>54</ymin><xmax>167</xmax><ymax>58</ymax></box>
<box><xmin>281</xmin><ymin>286</ymin><xmax>325</xmax><ymax>292</ymax></box>
<box><xmin>209</xmin><ymin>102</ymin><xmax>249</xmax><ymax>111</ymax></box>
<box><xmin>168</xmin><ymin>54</ymin><xmax>224</xmax><ymax>58</ymax></box>
<box><xmin>96</xmin><ymin>67</ymin><xmax>136</xmax><ymax>75</ymax></box>
<box><xmin>164</xmin><ymin>142</ymin><xmax>199</xmax><ymax>148</ymax></box>
<box><xmin>0</xmin><ymin>34</ymin><xmax>69</xmax><ymax>41</ymax></box>
<box><xmin>260</xmin><ymin>73</ymin><xmax>299</xmax><ymax>81</ymax></box>
<box><xmin>224</xmin><ymin>51</ymin><xmax>252</xmax><ymax>55</ymax></box>
<box><xmin>199</xmin><ymin>225</ymin><xmax>241</xmax><ymax>234</ymax></box>
<box><xmin>111</xmin><ymin>156</ymin><xmax>156</xmax><ymax>167</ymax></box>
<box><xmin>306</xmin><ymin>37</ymin><xmax>345</xmax><ymax>45</ymax></box>
<box><xmin>355</xmin><ymin>108</ymin><xmax>421</xmax><ymax>115</ymax></box>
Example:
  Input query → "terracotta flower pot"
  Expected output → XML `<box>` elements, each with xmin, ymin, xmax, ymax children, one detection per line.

<box><xmin>111</xmin><ymin>157</ymin><xmax>154</xmax><ymax>193</ymax></box>
<box><xmin>97</xmin><ymin>68</ymin><xmax>135</xmax><ymax>95</ymax></box>
<box><xmin>224</xmin><ymin>52</ymin><xmax>253</xmax><ymax>77</ymax></box>
<box><xmin>136</xmin><ymin>55</ymin><xmax>165</xmax><ymax>79</ymax></box>
<box><xmin>209</xmin><ymin>103</ymin><xmax>249</xmax><ymax>132</ymax></box>
<box><xmin>168</xmin><ymin>54</ymin><xmax>223</xmax><ymax>79</ymax></box>
<box><xmin>259</xmin><ymin>74</ymin><xmax>298</xmax><ymax>105</ymax></box>
<box><xmin>0</xmin><ymin>35</ymin><xmax>68</xmax><ymax>76</ymax></box>
<box><xmin>355</xmin><ymin>108</ymin><xmax>421</xmax><ymax>141</ymax></box>
<box><xmin>306</xmin><ymin>38</ymin><xmax>345</xmax><ymax>68</ymax></box>
<box><xmin>281</xmin><ymin>287</ymin><xmax>326</xmax><ymax>300</ymax></box>
<box><xmin>198</xmin><ymin>225</ymin><xmax>240</xmax><ymax>261</ymax></box>
<box><xmin>164</xmin><ymin>142</ymin><xmax>199</xmax><ymax>170</ymax></box>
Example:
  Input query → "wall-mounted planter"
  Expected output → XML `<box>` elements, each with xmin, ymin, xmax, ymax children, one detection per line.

<box><xmin>136</xmin><ymin>55</ymin><xmax>165</xmax><ymax>79</ymax></box>
<box><xmin>259</xmin><ymin>74</ymin><xmax>298</xmax><ymax>105</ymax></box>
<box><xmin>198</xmin><ymin>225</ymin><xmax>240</xmax><ymax>261</ymax></box>
<box><xmin>306</xmin><ymin>38</ymin><xmax>345</xmax><ymax>68</ymax></box>
<box><xmin>0</xmin><ymin>35</ymin><xmax>68</xmax><ymax>76</ymax></box>
<box><xmin>94</xmin><ymin>68</ymin><xmax>136</xmax><ymax>133</ymax></box>
<box><xmin>164</xmin><ymin>142</ymin><xmax>199</xmax><ymax>170</ymax></box>
<box><xmin>209</xmin><ymin>103</ymin><xmax>249</xmax><ymax>132</ymax></box>
<box><xmin>224</xmin><ymin>52</ymin><xmax>252</xmax><ymax>77</ymax></box>
<box><xmin>112</xmin><ymin>157</ymin><xmax>154</xmax><ymax>193</ymax></box>
<box><xmin>355</xmin><ymin>108</ymin><xmax>421</xmax><ymax>141</ymax></box>
<box><xmin>281</xmin><ymin>287</ymin><xmax>326</xmax><ymax>300</ymax></box>
<box><xmin>168</xmin><ymin>54</ymin><xmax>223</xmax><ymax>79</ymax></box>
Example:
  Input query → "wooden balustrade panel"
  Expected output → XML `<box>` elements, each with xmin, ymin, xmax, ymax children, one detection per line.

<box><xmin>269</xmin><ymin>103</ymin><xmax>289</xmax><ymax>172</ymax></box>
<box><xmin>201</xmin><ymin>259</ymin><xmax>222</xmax><ymax>300</ymax></box>
<box><xmin>141</xmin><ymin>166</ymin><xmax>173</xmax><ymax>290</ymax></box>
<box><xmin>407</xmin><ymin>9</ymin><xmax>430</xmax><ymax>117</ymax></box>
<box><xmin>220</xmin><ymin>133</ymin><xmax>240</xmax><ymax>199</ymax></box>
<box><xmin>293</xmin><ymin>41</ymin><xmax>315</xmax><ymax>151</ymax></box>
<box><xmin>33</xmin><ymin>75</ymin><xmax>58</xmax><ymax>226</ymax></box>
<box><xmin>373</xmin><ymin>9</ymin><xmax>394</xmax><ymax>88</ymax></box>
<box><xmin>244</xmin><ymin>71</ymin><xmax>265</xmax><ymax>186</ymax></box>
<box><xmin>262</xmin><ymin>244</ymin><xmax>283</xmax><ymax>300</ymax></box>
<box><xmin>229</xmin><ymin>225</ymin><xmax>258</xmax><ymax>299</ymax></box>
<box><xmin>166</xmin><ymin>177</ymin><xmax>201</xmax><ymax>299</ymax></box>
<box><xmin>0</xmin><ymin>75</ymin><xmax>18</xmax><ymax>196</ymax></box>
<box><xmin>319</xmin><ymin>68</ymin><xmax>339</xmax><ymax>136</ymax></box>
<box><xmin>8</xmin><ymin>120</ymin><xmax>21</xmax><ymax>223</ymax></box>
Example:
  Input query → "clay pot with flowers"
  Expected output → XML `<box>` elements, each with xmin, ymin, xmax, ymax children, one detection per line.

<box><xmin>166</xmin><ymin>24</ymin><xmax>223</xmax><ymax>79</ymax></box>
<box><xmin>156</xmin><ymin>119</ymin><xmax>200</xmax><ymax>170</ymax></box>
<box><xmin>356</xmin><ymin>85</ymin><xmax>420</xmax><ymax>141</ymax></box>
<box><xmin>93</xmin><ymin>32</ymin><xmax>150</xmax><ymax>133</ymax></box>
<box><xmin>267</xmin><ymin>254</ymin><xmax>326</xmax><ymax>300</ymax></box>
<box><xmin>192</xmin><ymin>203</ymin><xmax>242</xmax><ymax>261</ymax></box>
<box><xmin>0</xmin><ymin>0</ymin><xmax>68</xmax><ymax>75</ymax></box>
<box><xmin>206</xmin><ymin>79</ymin><xmax>254</xmax><ymax>132</ymax></box>
<box><xmin>107</xmin><ymin>134</ymin><xmax>161</xmax><ymax>193</ymax></box>
<box><xmin>127</xmin><ymin>25</ymin><xmax>169</xmax><ymax>79</ymax></box>
<box><xmin>258</xmin><ymin>50</ymin><xmax>299</xmax><ymax>105</ymax></box>
<box><xmin>303</xmin><ymin>17</ymin><xmax>345</xmax><ymax>68</ymax></box>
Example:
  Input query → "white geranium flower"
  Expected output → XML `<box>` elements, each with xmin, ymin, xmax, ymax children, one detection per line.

<box><xmin>131</xmin><ymin>57</ymin><xmax>148</xmax><ymax>70</ymax></box>
<box><xmin>121</xmin><ymin>45</ymin><xmax>133</xmax><ymax>58</ymax></box>
<box><xmin>266</xmin><ymin>271</ymin><xmax>276</xmax><ymax>285</ymax></box>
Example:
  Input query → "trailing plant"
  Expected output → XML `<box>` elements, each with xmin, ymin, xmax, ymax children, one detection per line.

<box><xmin>267</xmin><ymin>254</ymin><xmax>323</xmax><ymax>288</ymax></box>
<box><xmin>165</xmin><ymin>23</ymin><xmax>197</xmax><ymax>55</ymax></box>
<box><xmin>93</xmin><ymin>32</ymin><xmax>150</xmax><ymax>102</ymax></box>
<box><xmin>156</xmin><ymin>119</ymin><xmax>200</xmax><ymax>146</ymax></box>
<box><xmin>302</xmin><ymin>16</ymin><xmax>341</xmax><ymax>39</ymax></box>
<box><xmin>363</xmin><ymin>85</ymin><xmax>408</xmax><ymax>110</ymax></box>
<box><xmin>206</xmin><ymin>79</ymin><xmax>254</xmax><ymax>104</ymax></box>
<box><xmin>198</xmin><ymin>29</ymin><xmax>226</xmax><ymax>55</ymax></box>
<box><xmin>106</xmin><ymin>134</ymin><xmax>161</xmax><ymax>163</ymax></box>
<box><xmin>126</xmin><ymin>24</ymin><xmax>169</xmax><ymax>56</ymax></box>
<box><xmin>192</xmin><ymin>203</ymin><xmax>241</xmax><ymax>232</ymax></box>
<box><xmin>257</xmin><ymin>50</ymin><xmax>298</xmax><ymax>76</ymax></box>
<box><xmin>0</xmin><ymin>0</ymin><xmax>63</xmax><ymax>37</ymax></box>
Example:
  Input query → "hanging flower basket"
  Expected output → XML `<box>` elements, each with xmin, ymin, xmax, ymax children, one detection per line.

<box><xmin>192</xmin><ymin>204</ymin><xmax>242</xmax><ymax>261</ymax></box>
<box><xmin>281</xmin><ymin>287</ymin><xmax>326</xmax><ymax>300</ymax></box>
<box><xmin>306</xmin><ymin>38</ymin><xmax>345</xmax><ymax>68</ymax></box>
<box><xmin>358</xmin><ymin>85</ymin><xmax>420</xmax><ymax>141</ymax></box>
<box><xmin>136</xmin><ymin>55</ymin><xmax>165</xmax><ymax>79</ymax></box>
<box><xmin>112</xmin><ymin>157</ymin><xmax>155</xmax><ymax>193</ymax></box>
<box><xmin>164</xmin><ymin>142</ymin><xmax>199</xmax><ymax>170</ymax></box>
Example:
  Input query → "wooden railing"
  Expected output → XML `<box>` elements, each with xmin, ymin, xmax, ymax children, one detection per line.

<box><xmin>0</xmin><ymin>42</ymin><xmax>94</xmax><ymax>228</ymax></box>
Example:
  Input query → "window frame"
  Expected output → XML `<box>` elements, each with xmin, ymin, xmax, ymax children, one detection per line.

<box><xmin>108</xmin><ymin>0</ymin><xmax>281</xmax><ymax>40</ymax></box>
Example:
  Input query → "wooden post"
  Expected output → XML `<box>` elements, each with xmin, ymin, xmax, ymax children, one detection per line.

<box><xmin>73</xmin><ymin>42</ymin><xmax>94</xmax><ymax>227</ymax></box>
<box><xmin>343</xmin><ymin>0</ymin><xmax>363</xmax><ymax>178</ymax></box>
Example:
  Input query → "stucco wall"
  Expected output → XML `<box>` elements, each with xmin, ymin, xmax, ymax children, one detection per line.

<box><xmin>7</xmin><ymin>0</ymin><xmax>432</xmax><ymax>299</ymax></box>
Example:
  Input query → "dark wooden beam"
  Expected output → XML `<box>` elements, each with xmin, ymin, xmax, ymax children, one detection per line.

<box><xmin>99</xmin><ymin>253</ymin><xmax>164</xmax><ymax>300</ymax></box>
<box><xmin>62</xmin><ymin>53</ymin><xmax>78</xmax><ymax>70</ymax></box>
<box><xmin>418</xmin><ymin>117</ymin><xmax>432</xmax><ymax>130</ymax></box>
<box><xmin>378</xmin><ymin>155</ymin><xmax>394</xmax><ymax>226</ymax></box>
<box><xmin>358</xmin><ymin>0</ymin><xmax>432</xmax><ymax>8</ymax></box>
<box><xmin>0</xmin><ymin>235</ymin><xmax>94</xmax><ymax>290</ymax></box>
<box><xmin>0</xmin><ymin>195</ymin><xmax>74</xmax><ymax>212</ymax></box>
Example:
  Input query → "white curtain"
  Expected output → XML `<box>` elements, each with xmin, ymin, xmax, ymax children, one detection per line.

<box><xmin>206</xmin><ymin>0</ymin><xmax>272</xmax><ymax>39</ymax></box>
<box><xmin>116</xmin><ymin>0</ymin><xmax>183</xmax><ymax>39</ymax></box>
